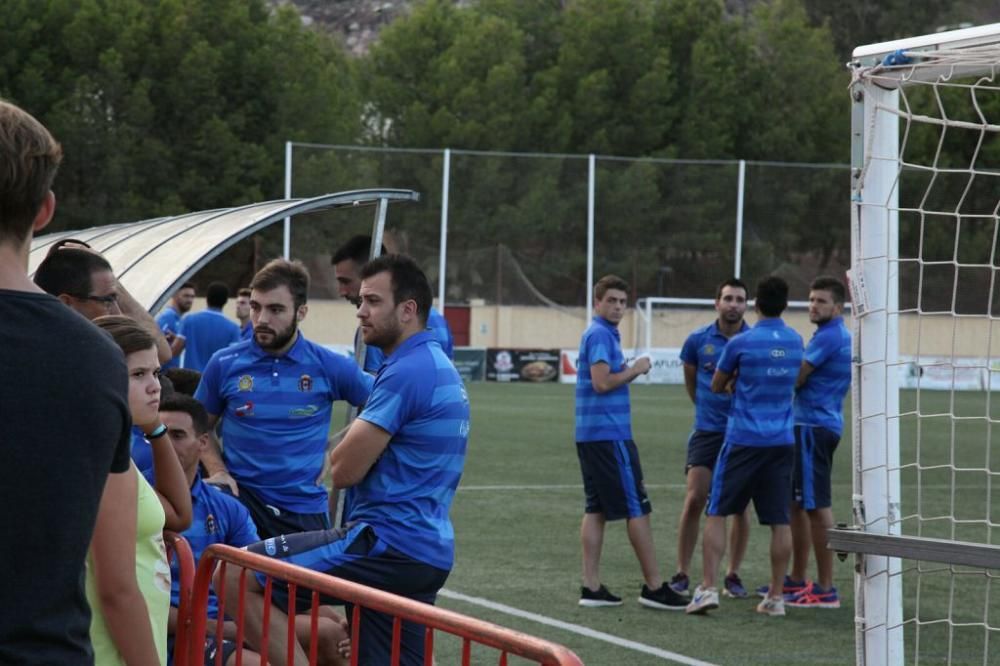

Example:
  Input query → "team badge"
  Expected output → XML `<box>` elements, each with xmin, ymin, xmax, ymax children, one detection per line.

<box><xmin>205</xmin><ymin>513</ymin><xmax>217</xmax><ymax>535</ymax></box>
<box><xmin>704</xmin><ymin>344</ymin><xmax>715</xmax><ymax>355</ymax></box>
<box><xmin>298</xmin><ymin>374</ymin><xmax>313</xmax><ymax>392</ymax></box>
<box><xmin>234</xmin><ymin>400</ymin><xmax>254</xmax><ymax>418</ymax></box>
<box><xmin>238</xmin><ymin>375</ymin><xmax>254</xmax><ymax>391</ymax></box>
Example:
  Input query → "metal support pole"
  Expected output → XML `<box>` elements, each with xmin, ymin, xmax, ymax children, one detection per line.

<box><xmin>438</xmin><ymin>149</ymin><xmax>450</xmax><ymax>310</ymax></box>
<box><xmin>586</xmin><ymin>154</ymin><xmax>595</xmax><ymax>320</ymax></box>
<box><xmin>734</xmin><ymin>159</ymin><xmax>745</xmax><ymax>278</ymax></box>
<box><xmin>283</xmin><ymin>141</ymin><xmax>292</xmax><ymax>260</ymax></box>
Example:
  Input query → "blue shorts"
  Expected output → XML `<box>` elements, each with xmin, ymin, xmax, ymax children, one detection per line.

<box><xmin>247</xmin><ymin>523</ymin><xmax>449</xmax><ymax>666</ymax></box>
<box><xmin>707</xmin><ymin>443</ymin><xmax>794</xmax><ymax>525</ymax></box>
<box><xmin>685</xmin><ymin>430</ymin><xmax>726</xmax><ymax>471</ymax></box>
<box><xmin>235</xmin><ymin>484</ymin><xmax>330</xmax><ymax>539</ymax></box>
<box><xmin>793</xmin><ymin>425</ymin><xmax>840</xmax><ymax>510</ymax></box>
<box><xmin>576</xmin><ymin>440</ymin><xmax>651</xmax><ymax>521</ymax></box>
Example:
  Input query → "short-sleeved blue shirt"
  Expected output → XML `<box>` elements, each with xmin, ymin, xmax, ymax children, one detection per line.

<box><xmin>156</xmin><ymin>306</ymin><xmax>184</xmax><ymax>369</ymax></box>
<box><xmin>240</xmin><ymin>320</ymin><xmax>253</xmax><ymax>341</ymax></box>
<box><xmin>575</xmin><ymin>316</ymin><xmax>632</xmax><ymax>442</ymax></box>
<box><xmin>717</xmin><ymin>318</ymin><xmax>803</xmax><ymax>447</ymax></box>
<box><xmin>142</xmin><ymin>472</ymin><xmax>259</xmax><ymax>619</ymax></box>
<box><xmin>130</xmin><ymin>427</ymin><xmax>153</xmax><ymax>476</ymax></box>
<box><xmin>680</xmin><ymin>320</ymin><xmax>750</xmax><ymax>432</ymax></box>
<box><xmin>364</xmin><ymin>306</ymin><xmax>454</xmax><ymax>372</ymax></box>
<box><xmin>350</xmin><ymin>331</ymin><xmax>469</xmax><ymax>571</ymax></box>
<box><xmin>180</xmin><ymin>308</ymin><xmax>241</xmax><ymax>373</ymax></box>
<box><xmin>795</xmin><ymin>316</ymin><xmax>852</xmax><ymax>435</ymax></box>
<box><xmin>195</xmin><ymin>334</ymin><xmax>374</xmax><ymax>514</ymax></box>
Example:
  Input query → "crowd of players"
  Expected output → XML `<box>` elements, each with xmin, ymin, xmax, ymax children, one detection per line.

<box><xmin>1</xmin><ymin>101</ymin><xmax>467</xmax><ymax>666</ymax></box>
<box><xmin>575</xmin><ymin>272</ymin><xmax>851</xmax><ymax>617</ymax></box>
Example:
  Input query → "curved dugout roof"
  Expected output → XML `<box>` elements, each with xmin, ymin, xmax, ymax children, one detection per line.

<box><xmin>29</xmin><ymin>189</ymin><xmax>420</xmax><ymax>313</ymax></box>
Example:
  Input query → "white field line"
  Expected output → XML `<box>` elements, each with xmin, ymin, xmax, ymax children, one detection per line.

<box><xmin>456</xmin><ymin>482</ymin><xmax>980</xmax><ymax>491</ymax></box>
<box><xmin>438</xmin><ymin>588</ymin><xmax>719</xmax><ymax>666</ymax></box>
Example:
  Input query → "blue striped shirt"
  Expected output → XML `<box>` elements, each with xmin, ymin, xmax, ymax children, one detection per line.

<box><xmin>795</xmin><ymin>316</ymin><xmax>852</xmax><ymax>435</ymax></box>
<box><xmin>364</xmin><ymin>306</ymin><xmax>454</xmax><ymax>372</ymax></box>
<box><xmin>575</xmin><ymin>316</ymin><xmax>632</xmax><ymax>442</ymax></box>
<box><xmin>195</xmin><ymin>334</ymin><xmax>373</xmax><ymax>514</ymax></box>
<box><xmin>680</xmin><ymin>320</ymin><xmax>750</xmax><ymax>432</ymax></box>
<box><xmin>180</xmin><ymin>308</ymin><xmax>241</xmax><ymax>373</ymax></box>
<box><xmin>350</xmin><ymin>331</ymin><xmax>469</xmax><ymax>571</ymax></box>
<box><xmin>717</xmin><ymin>318</ymin><xmax>803</xmax><ymax>447</ymax></box>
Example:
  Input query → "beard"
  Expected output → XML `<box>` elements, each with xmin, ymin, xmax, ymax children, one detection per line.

<box><xmin>363</xmin><ymin>316</ymin><xmax>403</xmax><ymax>351</ymax></box>
<box><xmin>255</xmin><ymin>318</ymin><xmax>298</xmax><ymax>351</ymax></box>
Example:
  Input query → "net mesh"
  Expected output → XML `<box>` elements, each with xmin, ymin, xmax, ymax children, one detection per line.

<box><xmin>854</xmin><ymin>42</ymin><xmax>1000</xmax><ymax>665</ymax></box>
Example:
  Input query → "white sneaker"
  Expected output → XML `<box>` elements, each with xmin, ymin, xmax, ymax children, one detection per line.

<box><xmin>756</xmin><ymin>595</ymin><xmax>786</xmax><ymax>617</ymax></box>
<box><xmin>685</xmin><ymin>585</ymin><xmax>719</xmax><ymax>615</ymax></box>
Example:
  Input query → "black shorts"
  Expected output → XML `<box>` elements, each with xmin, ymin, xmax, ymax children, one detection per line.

<box><xmin>793</xmin><ymin>425</ymin><xmax>840</xmax><ymax>510</ymax></box>
<box><xmin>685</xmin><ymin>430</ymin><xmax>726</xmax><ymax>472</ymax></box>
<box><xmin>707</xmin><ymin>443</ymin><xmax>794</xmax><ymax>525</ymax></box>
<box><xmin>167</xmin><ymin>635</ymin><xmax>239</xmax><ymax>666</ymax></box>
<box><xmin>247</xmin><ymin>523</ymin><xmax>449</xmax><ymax>666</ymax></box>
<box><xmin>235</xmin><ymin>484</ymin><xmax>330</xmax><ymax>538</ymax></box>
<box><xmin>576</xmin><ymin>440</ymin><xmax>651</xmax><ymax>521</ymax></box>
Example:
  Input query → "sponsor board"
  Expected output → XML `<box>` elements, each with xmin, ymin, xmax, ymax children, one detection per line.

<box><xmin>559</xmin><ymin>348</ymin><xmax>685</xmax><ymax>385</ymax></box>
<box><xmin>487</xmin><ymin>348</ymin><xmax>560</xmax><ymax>382</ymax></box>
<box><xmin>453</xmin><ymin>348</ymin><xmax>486</xmax><ymax>383</ymax></box>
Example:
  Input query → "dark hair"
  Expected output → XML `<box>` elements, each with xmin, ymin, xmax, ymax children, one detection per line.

<box><xmin>360</xmin><ymin>254</ymin><xmax>432</xmax><ymax>326</ymax></box>
<box><xmin>755</xmin><ymin>276</ymin><xmax>789</xmax><ymax>317</ymax></box>
<box><xmin>206</xmin><ymin>281</ymin><xmax>229</xmax><ymax>308</ymax></box>
<box><xmin>237</xmin><ymin>287</ymin><xmax>251</xmax><ymax>298</ymax></box>
<box><xmin>594</xmin><ymin>274</ymin><xmax>629</xmax><ymax>301</ymax></box>
<box><xmin>251</xmin><ymin>259</ymin><xmax>310</xmax><ymax>308</ymax></box>
<box><xmin>34</xmin><ymin>248</ymin><xmax>113</xmax><ymax>297</ymax></box>
<box><xmin>163</xmin><ymin>367</ymin><xmax>202</xmax><ymax>397</ymax></box>
<box><xmin>715</xmin><ymin>277</ymin><xmax>748</xmax><ymax>301</ymax></box>
<box><xmin>159</xmin><ymin>394</ymin><xmax>209</xmax><ymax>436</ymax></box>
<box><xmin>159</xmin><ymin>373</ymin><xmax>176</xmax><ymax>404</ymax></box>
<box><xmin>810</xmin><ymin>275</ymin><xmax>846</xmax><ymax>304</ymax></box>
<box><xmin>177</xmin><ymin>282</ymin><xmax>196</xmax><ymax>292</ymax></box>
<box><xmin>332</xmin><ymin>235</ymin><xmax>387</xmax><ymax>266</ymax></box>
<box><xmin>93</xmin><ymin>315</ymin><xmax>157</xmax><ymax>356</ymax></box>
<box><xmin>0</xmin><ymin>101</ymin><xmax>62</xmax><ymax>244</ymax></box>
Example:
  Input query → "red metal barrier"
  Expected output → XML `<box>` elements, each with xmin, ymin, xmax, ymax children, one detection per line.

<box><xmin>188</xmin><ymin>544</ymin><xmax>584</xmax><ymax>666</ymax></box>
<box><xmin>165</xmin><ymin>532</ymin><xmax>196</xmax><ymax>666</ymax></box>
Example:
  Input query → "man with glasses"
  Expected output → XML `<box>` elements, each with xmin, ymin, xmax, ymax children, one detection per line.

<box><xmin>34</xmin><ymin>241</ymin><xmax>172</xmax><ymax>364</ymax></box>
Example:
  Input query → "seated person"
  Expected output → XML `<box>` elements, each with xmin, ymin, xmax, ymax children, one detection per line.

<box><xmin>155</xmin><ymin>394</ymin><xmax>349</xmax><ymax>665</ymax></box>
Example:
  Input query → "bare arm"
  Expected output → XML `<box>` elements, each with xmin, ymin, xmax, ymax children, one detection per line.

<box><xmin>796</xmin><ymin>361</ymin><xmax>816</xmax><ymax>388</ymax></box>
<box><xmin>91</xmin><ymin>468</ymin><xmax>161</xmax><ymax>666</ymax></box>
<box><xmin>711</xmin><ymin>368</ymin><xmax>733</xmax><ymax>393</ymax></box>
<box><xmin>147</xmin><ymin>429</ymin><xmax>192</xmax><ymax>531</ymax></box>
<box><xmin>199</xmin><ymin>413</ymin><xmax>239</xmax><ymax>495</ymax></box>
<box><xmin>683</xmin><ymin>363</ymin><xmax>697</xmax><ymax>403</ymax></box>
<box><xmin>590</xmin><ymin>357</ymin><xmax>651</xmax><ymax>394</ymax></box>
<box><xmin>115</xmin><ymin>284</ymin><xmax>173</xmax><ymax>365</ymax></box>
<box><xmin>330</xmin><ymin>419</ymin><xmax>392</xmax><ymax>488</ymax></box>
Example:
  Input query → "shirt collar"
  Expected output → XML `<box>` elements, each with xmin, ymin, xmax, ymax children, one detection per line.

<box><xmin>382</xmin><ymin>330</ymin><xmax>435</xmax><ymax>368</ymax></box>
<box><xmin>754</xmin><ymin>318</ymin><xmax>785</xmax><ymax>328</ymax></box>
<box><xmin>592</xmin><ymin>316</ymin><xmax>620</xmax><ymax>337</ymax></box>
<box><xmin>711</xmin><ymin>319</ymin><xmax>749</xmax><ymax>337</ymax></box>
<box><xmin>817</xmin><ymin>316</ymin><xmax>844</xmax><ymax>330</ymax></box>
<box><xmin>247</xmin><ymin>330</ymin><xmax>308</xmax><ymax>363</ymax></box>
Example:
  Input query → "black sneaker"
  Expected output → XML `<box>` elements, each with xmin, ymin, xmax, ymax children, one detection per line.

<box><xmin>579</xmin><ymin>584</ymin><xmax>623</xmax><ymax>607</ymax></box>
<box><xmin>638</xmin><ymin>583</ymin><xmax>688</xmax><ymax>611</ymax></box>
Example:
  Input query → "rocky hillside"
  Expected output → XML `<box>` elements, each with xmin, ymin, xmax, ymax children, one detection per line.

<box><xmin>270</xmin><ymin>0</ymin><xmax>416</xmax><ymax>56</ymax></box>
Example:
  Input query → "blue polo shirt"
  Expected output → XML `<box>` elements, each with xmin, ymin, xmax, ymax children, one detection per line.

<box><xmin>130</xmin><ymin>426</ymin><xmax>154</xmax><ymax>476</ymax></box>
<box><xmin>350</xmin><ymin>330</ymin><xmax>469</xmax><ymax>571</ymax></box>
<box><xmin>195</xmin><ymin>334</ymin><xmax>373</xmax><ymax>514</ymax></box>
<box><xmin>680</xmin><ymin>320</ymin><xmax>750</xmax><ymax>432</ymax></box>
<box><xmin>575</xmin><ymin>316</ymin><xmax>632</xmax><ymax>442</ymax></box>
<box><xmin>156</xmin><ymin>306</ymin><xmax>184</xmax><ymax>369</ymax></box>
<box><xmin>717</xmin><ymin>318</ymin><xmax>803</xmax><ymax>447</ymax></box>
<box><xmin>180</xmin><ymin>308</ymin><xmax>240</xmax><ymax>372</ymax></box>
<box><xmin>363</xmin><ymin>306</ymin><xmax>454</xmax><ymax>372</ymax></box>
<box><xmin>795</xmin><ymin>316</ymin><xmax>852</xmax><ymax>435</ymax></box>
<box><xmin>142</xmin><ymin>472</ymin><xmax>259</xmax><ymax>619</ymax></box>
<box><xmin>240</xmin><ymin>320</ymin><xmax>253</xmax><ymax>341</ymax></box>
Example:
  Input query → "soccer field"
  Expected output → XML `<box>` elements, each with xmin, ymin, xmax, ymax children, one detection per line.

<box><xmin>422</xmin><ymin>382</ymin><xmax>999</xmax><ymax>665</ymax></box>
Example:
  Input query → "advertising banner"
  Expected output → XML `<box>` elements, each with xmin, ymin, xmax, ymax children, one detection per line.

<box><xmin>560</xmin><ymin>348</ymin><xmax>685</xmax><ymax>385</ymax></box>
<box><xmin>486</xmin><ymin>348</ymin><xmax>560</xmax><ymax>382</ymax></box>
<box><xmin>453</xmin><ymin>348</ymin><xmax>487</xmax><ymax>383</ymax></box>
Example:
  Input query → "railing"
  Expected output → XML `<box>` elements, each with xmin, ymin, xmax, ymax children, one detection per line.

<box><xmin>188</xmin><ymin>543</ymin><xmax>584</xmax><ymax>666</ymax></box>
<box><xmin>165</xmin><ymin>532</ymin><xmax>196</xmax><ymax>666</ymax></box>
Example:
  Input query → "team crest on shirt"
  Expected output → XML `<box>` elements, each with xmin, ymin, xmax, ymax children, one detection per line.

<box><xmin>238</xmin><ymin>375</ymin><xmax>254</xmax><ymax>391</ymax></box>
<box><xmin>205</xmin><ymin>513</ymin><xmax>217</xmax><ymax>535</ymax></box>
<box><xmin>703</xmin><ymin>344</ymin><xmax>715</xmax><ymax>355</ymax></box>
<box><xmin>234</xmin><ymin>401</ymin><xmax>254</xmax><ymax>417</ymax></box>
<box><xmin>298</xmin><ymin>374</ymin><xmax>313</xmax><ymax>392</ymax></box>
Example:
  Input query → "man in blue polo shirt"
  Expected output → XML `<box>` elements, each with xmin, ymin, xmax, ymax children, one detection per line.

<box><xmin>195</xmin><ymin>259</ymin><xmax>373</xmax><ymax>538</ymax></box>
<box><xmin>181</xmin><ymin>282</ymin><xmax>241</xmax><ymax>372</ymax></box>
<box><xmin>221</xmin><ymin>254</ymin><xmax>469</xmax><ymax>666</ymax></box>
<box><xmin>156</xmin><ymin>394</ymin><xmax>349</xmax><ymax>666</ymax></box>
<box><xmin>670</xmin><ymin>278</ymin><xmax>752</xmax><ymax>600</ymax></box>
<box><xmin>785</xmin><ymin>276</ymin><xmax>852</xmax><ymax>609</ymax></box>
<box><xmin>158</xmin><ymin>282</ymin><xmax>195</xmax><ymax>369</ymax></box>
<box><xmin>687</xmin><ymin>276</ymin><xmax>803</xmax><ymax>617</ymax></box>
<box><xmin>575</xmin><ymin>275</ymin><xmax>687</xmax><ymax>611</ymax></box>
<box><xmin>235</xmin><ymin>287</ymin><xmax>253</xmax><ymax>340</ymax></box>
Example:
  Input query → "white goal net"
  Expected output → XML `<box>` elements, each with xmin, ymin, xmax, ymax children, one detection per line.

<box><xmin>845</xmin><ymin>22</ymin><xmax>1000</xmax><ymax>666</ymax></box>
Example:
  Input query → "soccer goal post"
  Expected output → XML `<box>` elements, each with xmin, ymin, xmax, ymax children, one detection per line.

<box><xmin>833</xmin><ymin>22</ymin><xmax>1000</xmax><ymax>666</ymax></box>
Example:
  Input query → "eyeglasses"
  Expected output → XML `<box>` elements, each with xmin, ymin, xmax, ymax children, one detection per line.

<box><xmin>72</xmin><ymin>293</ymin><xmax>119</xmax><ymax>307</ymax></box>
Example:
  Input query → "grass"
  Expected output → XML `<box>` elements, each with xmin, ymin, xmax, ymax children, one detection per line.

<box><xmin>418</xmin><ymin>382</ymin><xmax>1000</xmax><ymax>665</ymax></box>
